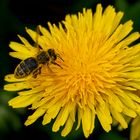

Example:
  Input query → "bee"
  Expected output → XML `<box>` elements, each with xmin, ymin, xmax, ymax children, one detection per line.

<box><xmin>14</xmin><ymin>26</ymin><xmax>63</xmax><ymax>79</ymax></box>
<box><xmin>14</xmin><ymin>49</ymin><xmax>63</xmax><ymax>79</ymax></box>
<box><xmin>14</xmin><ymin>26</ymin><xmax>64</xmax><ymax>79</ymax></box>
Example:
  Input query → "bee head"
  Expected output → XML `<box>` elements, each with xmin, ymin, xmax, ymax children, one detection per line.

<box><xmin>47</xmin><ymin>49</ymin><xmax>64</xmax><ymax>69</ymax></box>
<box><xmin>47</xmin><ymin>49</ymin><xmax>57</xmax><ymax>61</ymax></box>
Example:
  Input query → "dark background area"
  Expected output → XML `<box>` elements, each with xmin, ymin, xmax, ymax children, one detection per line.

<box><xmin>0</xmin><ymin>0</ymin><xmax>140</xmax><ymax>140</ymax></box>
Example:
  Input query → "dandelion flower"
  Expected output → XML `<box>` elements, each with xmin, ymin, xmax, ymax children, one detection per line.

<box><xmin>4</xmin><ymin>4</ymin><xmax>140</xmax><ymax>138</ymax></box>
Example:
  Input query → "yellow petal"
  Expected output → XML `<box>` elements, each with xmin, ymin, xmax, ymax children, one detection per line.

<box><xmin>96</xmin><ymin>103</ymin><xmax>112</xmax><ymax>132</ymax></box>
<box><xmin>61</xmin><ymin>116</ymin><xmax>74</xmax><ymax>137</ymax></box>
<box><xmin>117</xmin><ymin>20</ymin><xmax>133</xmax><ymax>42</ymax></box>
<box><xmin>93</xmin><ymin>4</ymin><xmax>103</xmax><ymax>31</ymax></box>
<box><xmin>89</xmin><ymin>110</ymin><xmax>96</xmax><ymax>134</ymax></box>
<box><xmin>9</xmin><ymin>94</ymin><xmax>40</xmax><ymax>108</ymax></box>
<box><xmin>26</xmin><ymin>28</ymin><xmax>46</xmax><ymax>50</ymax></box>
<box><xmin>25</xmin><ymin>107</ymin><xmax>46</xmax><ymax>126</ymax></box>
<box><xmin>130</xmin><ymin>116</ymin><xmax>140</xmax><ymax>140</ymax></box>
<box><xmin>108</xmin><ymin>91</ymin><xmax>124</xmax><ymax>112</ymax></box>
<box><xmin>111</xmin><ymin>12</ymin><xmax>124</xmax><ymax>33</ymax></box>
<box><xmin>52</xmin><ymin>104</ymin><xmax>69</xmax><ymax>132</ymax></box>
<box><xmin>111</xmin><ymin>107</ymin><xmax>128</xmax><ymax>128</ymax></box>
<box><xmin>18</xmin><ymin>86</ymin><xmax>44</xmax><ymax>95</ymax></box>
<box><xmin>5</xmin><ymin>74</ymin><xmax>28</xmax><ymax>82</ymax></box>
<box><xmin>9</xmin><ymin>41</ymin><xmax>31</xmax><ymax>54</ymax></box>
<box><xmin>76</xmin><ymin>107</ymin><xmax>82</xmax><ymax>130</ymax></box>
<box><xmin>119</xmin><ymin>94</ymin><xmax>136</xmax><ymax>110</ymax></box>
<box><xmin>9</xmin><ymin>52</ymin><xmax>31</xmax><ymax>60</ymax></box>
<box><xmin>123</xmin><ymin>106</ymin><xmax>137</xmax><ymax>118</ymax></box>
<box><xmin>82</xmin><ymin>107</ymin><xmax>93</xmax><ymax>138</ymax></box>
<box><xmin>128</xmin><ymin>91</ymin><xmax>140</xmax><ymax>103</ymax></box>
<box><xmin>42</xmin><ymin>106</ymin><xmax>61</xmax><ymax>125</ymax></box>
<box><xmin>4</xmin><ymin>82</ymin><xmax>31</xmax><ymax>91</ymax></box>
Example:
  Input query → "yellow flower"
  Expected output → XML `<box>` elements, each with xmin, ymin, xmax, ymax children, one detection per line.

<box><xmin>130</xmin><ymin>116</ymin><xmax>140</xmax><ymax>140</ymax></box>
<box><xmin>4</xmin><ymin>4</ymin><xmax>140</xmax><ymax>138</ymax></box>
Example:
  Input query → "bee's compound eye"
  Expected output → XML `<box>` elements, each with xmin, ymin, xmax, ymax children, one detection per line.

<box><xmin>48</xmin><ymin>49</ymin><xmax>53</xmax><ymax>55</ymax></box>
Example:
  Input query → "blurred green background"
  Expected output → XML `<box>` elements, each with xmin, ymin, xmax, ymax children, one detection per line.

<box><xmin>0</xmin><ymin>0</ymin><xmax>140</xmax><ymax>140</ymax></box>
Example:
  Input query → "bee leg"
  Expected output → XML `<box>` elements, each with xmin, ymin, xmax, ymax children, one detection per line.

<box><xmin>46</xmin><ymin>63</ymin><xmax>53</xmax><ymax>72</ymax></box>
<box><xmin>32</xmin><ymin>67</ymin><xmax>42</xmax><ymax>78</ymax></box>
<box><xmin>32</xmin><ymin>72</ymin><xmax>37</xmax><ymax>78</ymax></box>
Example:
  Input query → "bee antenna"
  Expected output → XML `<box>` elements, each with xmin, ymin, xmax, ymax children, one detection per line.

<box><xmin>52</xmin><ymin>62</ymin><xmax>63</xmax><ymax>69</ymax></box>
<box><xmin>57</xmin><ymin>54</ymin><xmax>64</xmax><ymax>62</ymax></box>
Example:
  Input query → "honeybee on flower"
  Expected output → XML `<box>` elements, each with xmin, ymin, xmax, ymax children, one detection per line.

<box><xmin>4</xmin><ymin>4</ymin><xmax>140</xmax><ymax>138</ymax></box>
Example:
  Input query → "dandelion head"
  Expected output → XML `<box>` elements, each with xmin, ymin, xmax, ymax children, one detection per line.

<box><xmin>4</xmin><ymin>4</ymin><xmax>140</xmax><ymax>138</ymax></box>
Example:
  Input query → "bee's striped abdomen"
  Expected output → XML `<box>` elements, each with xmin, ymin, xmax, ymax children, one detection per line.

<box><xmin>14</xmin><ymin>57</ymin><xmax>38</xmax><ymax>78</ymax></box>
